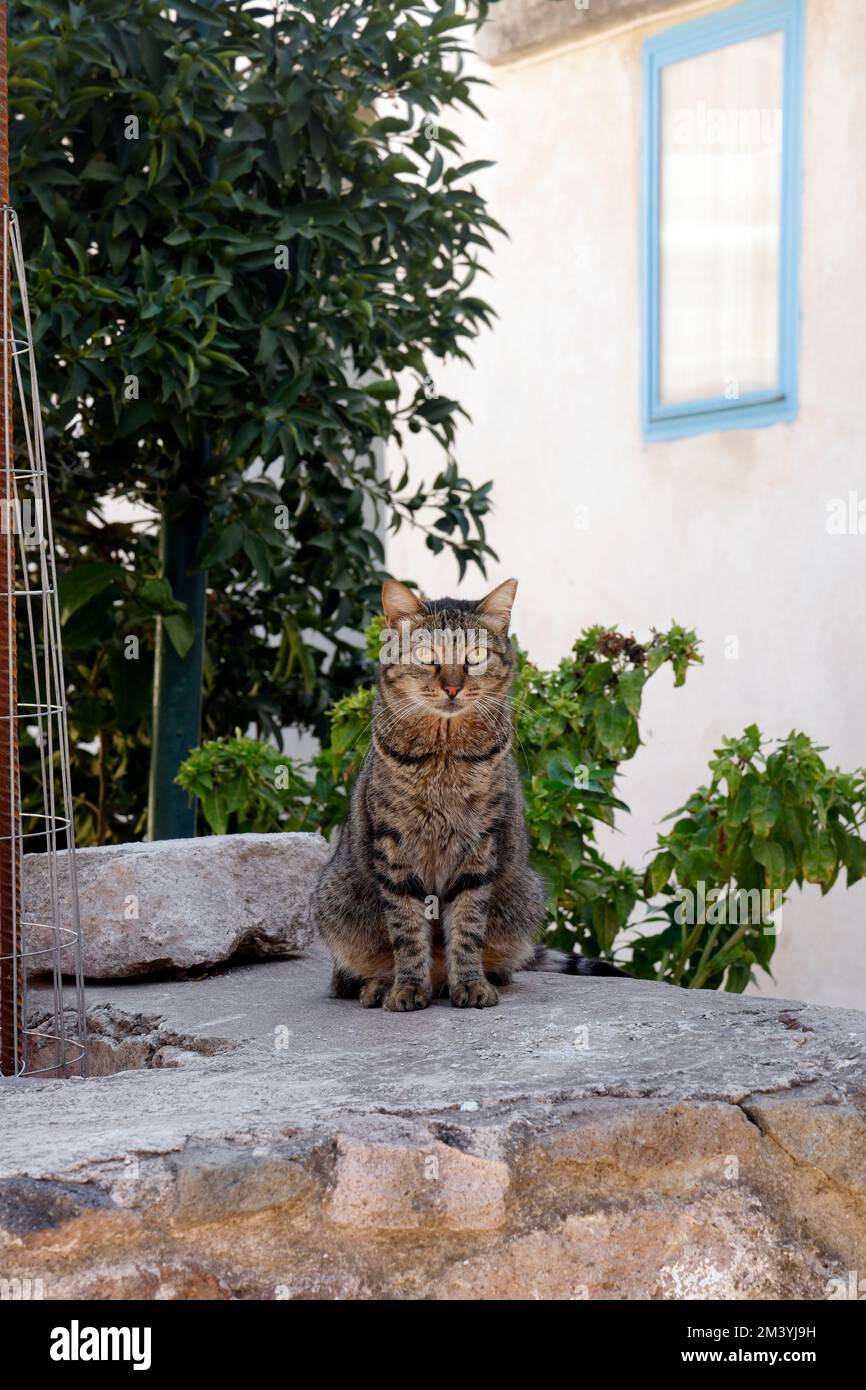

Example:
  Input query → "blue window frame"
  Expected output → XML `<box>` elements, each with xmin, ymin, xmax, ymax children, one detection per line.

<box><xmin>641</xmin><ymin>0</ymin><xmax>805</xmax><ymax>440</ymax></box>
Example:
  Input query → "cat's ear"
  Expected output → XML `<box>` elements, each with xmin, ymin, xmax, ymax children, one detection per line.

<box><xmin>382</xmin><ymin>579</ymin><xmax>425</xmax><ymax>626</ymax></box>
<box><xmin>477</xmin><ymin>578</ymin><xmax>518</xmax><ymax>629</ymax></box>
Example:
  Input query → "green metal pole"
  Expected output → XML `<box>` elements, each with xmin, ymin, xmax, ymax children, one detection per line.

<box><xmin>147</xmin><ymin>439</ymin><xmax>208</xmax><ymax>840</ymax></box>
<box><xmin>148</xmin><ymin>6</ymin><xmax>214</xmax><ymax>843</ymax></box>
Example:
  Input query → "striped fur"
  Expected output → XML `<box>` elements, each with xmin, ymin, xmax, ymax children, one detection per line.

<box><xmin>311</xmin><ymin>579</ymin><xmax>628</xmax><ymax>1009</ymax></box>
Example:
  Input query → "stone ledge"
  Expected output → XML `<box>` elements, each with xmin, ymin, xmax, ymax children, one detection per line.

<box><xmin>3</xmin><ymin>947</ymin><xmax>866</xmax><ymax>1298</ymax></box>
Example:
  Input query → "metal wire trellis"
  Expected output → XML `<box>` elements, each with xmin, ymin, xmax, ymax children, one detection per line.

<box><xmin>0</xmin><ymin>206</ymin><xmax>87</xmax><ymax>1079</ymax></box>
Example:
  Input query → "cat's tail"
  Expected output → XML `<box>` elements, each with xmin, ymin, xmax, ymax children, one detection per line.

<box><xmin>525</xmin><ymin>944</ymin><xmax>630</xmax><ymax>978</ymax></box>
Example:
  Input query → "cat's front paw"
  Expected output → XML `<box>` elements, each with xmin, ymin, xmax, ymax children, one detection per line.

<box><xmin>450</xmin><ymin>979</ymin><xmax>499</xmax><ymax>1009</ymax></box>
<box><xmin>359</xmin><ymin>977</ymin><xmax>391</xmax><ymax>1008</ymax></box>
<box><xmin>383</xmin><ymin>982</ymin><xmax>432</xmax><ymax>1012</ymax></box>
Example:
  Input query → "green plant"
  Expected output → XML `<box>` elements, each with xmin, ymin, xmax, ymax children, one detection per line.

<box><xmin>510</xmin><ymin>624</ymin><xmax>702</xmax><ymax>962</ymax></box>
<box><xmin>638</xmin><ymin>728</ymin><xmax>866</xmax><ymax>990</ymax></box>
<box><xmin>180</xmin><ymin>619</ymin><xmax>866</xmax><ymax>992</ymax></box>
<box><xmin>175</xmin><ymin>731</ymin><xmax>317</xmax><ymax>836</ymax></box>
<box><xmin>11</xmin><ymin>0</ymin><xmax>501</xmax><ymax>842</ymax></box>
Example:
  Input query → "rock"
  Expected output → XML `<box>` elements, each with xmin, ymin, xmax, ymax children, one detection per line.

<box><xmin>23</xmin><ymin>832</ymin><xmax>328</xmax><ymax>979</ymax></box>
<box><xmin>5</xmin><ymin>946</ymin><xmax>866</xmax><ymax>1299</ymax></box>
<box><xmin>329</xmin><ymin>1134</ymin><xmax>509</xmax><ymax>1232</ymax></box>
<box><xmin>0</xmin><ymin>1177</ymin><xmax>114</xmax><ymax>1239</ymax></box>
<box><xmin>151</xmin><ymin>1046</ymin><xmax>192</xmax><ymax>1070</ymax></box>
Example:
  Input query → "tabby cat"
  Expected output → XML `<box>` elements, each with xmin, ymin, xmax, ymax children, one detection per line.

<box><xmin>311</xmin><ymin>577</ymin><xmax>627</xmax><ymax>1010</ymax></box>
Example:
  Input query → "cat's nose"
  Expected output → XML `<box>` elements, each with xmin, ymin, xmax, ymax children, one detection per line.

<box><xmin>444</xmin><ymin>684</ymin><xmax>460</xmax><ymax>700</ymax></box>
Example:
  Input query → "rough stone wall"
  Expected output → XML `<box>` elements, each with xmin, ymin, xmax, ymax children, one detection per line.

<box><xmin>2</xmin><ymin>1090</ymin><xmax>864</xmax><ymax>1299</ymax></box>
<box><xmin>4</xmin><ymin>947</ymin><xmax>866</xmax><ymax>1299</ymax></box>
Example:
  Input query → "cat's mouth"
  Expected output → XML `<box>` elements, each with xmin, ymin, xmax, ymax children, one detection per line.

<box><xmin>409</xmin><ymin>693</ymin><xmax>474</xmax><ymax>719</ymax></box>
<box><xmin>439</xmin><ymin>691</ymin><xmax>482</xmax><ymax>719</ymax></box>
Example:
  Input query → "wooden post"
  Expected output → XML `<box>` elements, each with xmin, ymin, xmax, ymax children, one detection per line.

<box><xmin>0</xmin><ymin>0</ymin><xmax>23</xmax><ymax>1076</ymax></box>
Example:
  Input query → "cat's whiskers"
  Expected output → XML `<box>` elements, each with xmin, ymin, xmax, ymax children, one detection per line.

<box><xmin>341</xmin><ymin>698</ymin><xmax>407</xmax><ymax>761</ymax></box>
<box><xmin>471</xmin><ymin>698</ymin><xmax>508</xmax><ymax>748</ymax></box>
<box><xmin>374</xmin><ymin>700</ymin><xmax>421</xmax><ymax>744</ymax></box>
<box><xmin>475</xmin><ymin>692</ymin><xmax>532</xmax><ymax>776</ymax></box>
<box><xmin>373</xmin><ymin>693</ymin><xmax>435</xmax><ymax>751</ymax></box>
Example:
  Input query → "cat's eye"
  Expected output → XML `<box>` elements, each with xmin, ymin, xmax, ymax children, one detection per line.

<box><xmin>413</xmin><ymin>643</ymin><xmax>436</xmax><ymax>666</ymax></box>
<box><xmin>465</xmin><ymin>646</ymin><xmax>486</xmax><ymax>666</ymax></box>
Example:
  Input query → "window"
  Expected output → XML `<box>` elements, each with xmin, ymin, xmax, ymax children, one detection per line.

<box><xmin>641</xmin><ymin>0</ymin><xmax>805</xmax><ymax>440</ymax></box>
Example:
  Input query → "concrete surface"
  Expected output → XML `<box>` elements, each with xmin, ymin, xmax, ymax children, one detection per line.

<box><xmin>3</xmin><ymin>944</ymin><xmax>866</xmax><ymax>1299</ymax></box>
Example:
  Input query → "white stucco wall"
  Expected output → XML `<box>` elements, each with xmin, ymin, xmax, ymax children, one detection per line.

<box><xmin>387</xmin><ymin>0</ymin><xmax>866</xmax><ymax>1008</ymax></box>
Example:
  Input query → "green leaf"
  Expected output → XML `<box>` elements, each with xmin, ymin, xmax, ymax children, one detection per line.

<box><xmin>583</xmin><ymin>661</ymin><xmax>613</xmax><ymax>693</ymax></box>
<box><xmin>198</xmin><ymin>789</ymin><xmax>229</xmax><ymax>836</ymax></box>
<box><xmin>117</xmin><ymin>399</ymin><xmax>155</xmax><ymax>438</ymax></box>
<box><xmin>173</xmin><ymin>1</ymin><xmax>225</xmax><ymax>25</ymax></box>
<box><xmin>649</xmin><ymin>851</ymin><xmax>675</xmax><ymax>895</ymax></box>
<box><xmin>273</xmin><ymin>115</ymin><xmax>301</xmax><ymax>175</ymax></box>
<box><xmin>80</xmin><ymin>157</ymin><xmax>119</xmax><ymax>181</ymax></box>
<box><xmin>750</xmin><ymin>785</ymin><xmax>781</xmax><ymax>837</ymax></box>
<box><xmin>618</xmin><ymin>668</ymin><xmax>646</xmax><ymax>717</ymax></box>
<box><xmin>193</xmin><ymin>522</ymin><xmax>244</xmax><ymax>570</ymax></box>
<box><xmin>843</xmin><ymin>834</ymin><xmax>866</xmax><ymax>888</ymax></box>
<box><xmin>243</xmin><ymin>531</ymin><xmax>272</xmax><ymax>584</ymax></box>
<box><xmin>752</xmin><ymin>839</ymin><xmax>786</xmax><ymax>886</ymax></box>
<box><xmin>802</xmin><ymin>833</ymin><xmax>836</xmax><ymax>885</ymax></box>
<box><xmin>365</xmin><ymin>378</ymin><xmax>400</xmax><ymax>401</ymax></box>
<box><xmin>138</xmin><ymin>577</ymin><xmax>177</xmax><ymax>614</ymax></box>
<box><xmin>164</xmin><ymin>611</ymin><xmax>195</xmax><ymax>660</ymax></box>
<box><xmin>107</xmin><ymin>644</ymin><xmax>151</xmax><ymax>731</ymax></box>
<box><xmin>594</xmin><ymin>700</ymin><xmax>630</xmax><ymax>755</ymax></box>
<box><xmin>58</xmin><ymin>563</ymin><xmax>121</xmax><ymax>624</ymax></box>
